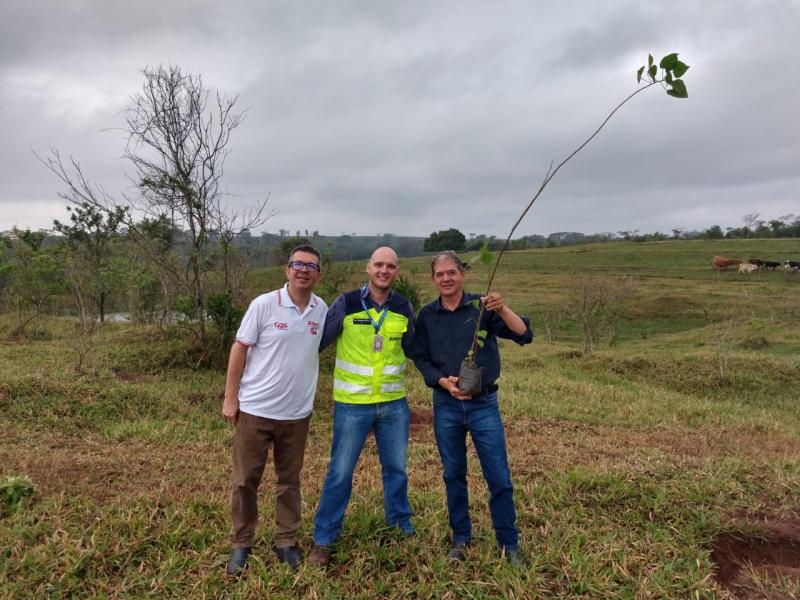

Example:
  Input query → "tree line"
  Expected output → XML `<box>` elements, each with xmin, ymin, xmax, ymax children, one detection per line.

<box><xmin>420</xmin><ymin>214</ymin><xmax>800</xmax><ymax>253</ymax></box>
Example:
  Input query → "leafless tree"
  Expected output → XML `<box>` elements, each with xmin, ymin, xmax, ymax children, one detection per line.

<box><xmin>38</xmin><ymin>65</ymin><xmax>272</xmax><ymax>345</ymax></box>
<box><xmin>565</xmin><ymin>274</ymin><xmax>636</xmax><ymax>354</ymax></box>
<box><xmin>742</xmin><ymin>213</ymin><xmax>761</xmax><ymax>238</ymax></box>
<box><xmin>63</xmin><ymin>253</ymin><xmax>99</xmax><ymax>373</ymax></box>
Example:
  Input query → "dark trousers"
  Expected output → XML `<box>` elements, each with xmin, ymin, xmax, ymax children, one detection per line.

<box><xmin>230</xmin><ymin>411</ymin><xmax>311</xmax><ymax>548</ymax></box>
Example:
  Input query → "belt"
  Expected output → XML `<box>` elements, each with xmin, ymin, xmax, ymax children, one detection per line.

<box><xmin>476</xmin><ymin>383</ymin><xmax>499</xmax><ymax>397</ymax></box>
<box><xmin>436</xmin><ymin>383</ymin><xmax>498</xmax><ymax>398</ymax></box>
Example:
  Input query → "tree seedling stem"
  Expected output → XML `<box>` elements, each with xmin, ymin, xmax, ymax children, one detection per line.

<box><xmin>462</xmin><ymin>53</ymin><xmax>690</xmax><ymax>379</ymax></box>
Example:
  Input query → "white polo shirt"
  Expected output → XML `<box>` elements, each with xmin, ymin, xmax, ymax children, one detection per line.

<box><xmin>235</xmin><ymin>283</ymin><xmax>328</xmax><ymax>420</ymax></box>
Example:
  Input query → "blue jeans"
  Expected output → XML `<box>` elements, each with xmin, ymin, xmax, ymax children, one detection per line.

<box><xmin>314</xmin><ymin>397</ymin><xmax>413</xmax><ymax>545</ymax></box>
<box><xmin>433</xmin><ymin>389</ymin><xmax>518</xmax><ymax>551</ymax></box>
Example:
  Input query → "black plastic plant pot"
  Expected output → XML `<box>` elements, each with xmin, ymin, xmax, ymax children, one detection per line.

<box><xmin>458</xmin><ymin>361</ymin><xmax>483</xmax><ymax>396</ymax></box>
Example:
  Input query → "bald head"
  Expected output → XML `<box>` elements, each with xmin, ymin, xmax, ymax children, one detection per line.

<box><xmin>369</xmin><ymin>246</ymin><xmax>399</xmax><ymax>266</ymax></box>
<box><xmin>366</xmin><ymin>246</ymin><xmax>400</xmax><ymax>294</ymax></box>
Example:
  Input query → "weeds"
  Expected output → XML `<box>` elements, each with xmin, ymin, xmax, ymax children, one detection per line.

<box><xmin>0</xmin><ymin>474</ymin><xmax>35</xmax><ymax>514</ymax></box>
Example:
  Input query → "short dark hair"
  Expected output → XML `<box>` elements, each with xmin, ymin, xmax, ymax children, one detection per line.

<box><xmin>430</xmin><ymin>250</ymin><xmax>466</xmax><ymax>275</ymax></box>
<box><xmin>289</xmin><ymin>244</ymin><xmax>322</xmax><ymax>265</ymax></box>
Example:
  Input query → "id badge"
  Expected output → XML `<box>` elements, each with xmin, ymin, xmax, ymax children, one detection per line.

<box><xmin>372</xmin><ymin>334</ymin><xmax>384</xmax><ymax>353</ymax></box>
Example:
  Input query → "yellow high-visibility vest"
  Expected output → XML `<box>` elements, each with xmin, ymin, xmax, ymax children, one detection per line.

<box><xmin>333</xmin><ymin>301</ymin><xmax>408</xmax><ymax>405</ymax></box>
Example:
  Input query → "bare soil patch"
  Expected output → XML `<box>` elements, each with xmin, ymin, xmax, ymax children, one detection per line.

<box><xmin>0</xmin><ymin>426</ymin><xmax>229</xmax><ymax>504</ymax></box>
<box><xmin>3</xmin><ymin>418</ymin><xmax>798</xmax><ymax>513</ymax></box>
<box><xmin>409</xmin><ymin>409</ymin><xmax>433</xmax><ymax>430</ymax></box>
<box><xmin>711</xmin><ymin>520</ymin><xmax>800</xmax><ymax>596</ymax></box>
<box><xmin>507</xmin><ymin>420</ymin><xmax>800</xmax><ymax>473</ymax></box>
<box><xmin>115</xmin><ymin>371</ymin><xmax>143</xmax><ymax>382</ymax></box>
<box><xmin>186</xmin><ymin>392</ymin><xmax>205</xmax><ymax>405</ymax></box>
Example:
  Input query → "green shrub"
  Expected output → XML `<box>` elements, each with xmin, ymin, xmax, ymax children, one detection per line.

<box><xmin>207</xmin><ymin>292</ymin><xmax>245</xmax><ymax>348</ymax></box>
<box><xmin>392</xmin><ymin>274</ymin><xmax>421</xmax><ymax>312</ymax></box>
<box><xmin>0</xmin><ymin>475</ymin><xmax>35</xmax><ymax>513</ymax></box>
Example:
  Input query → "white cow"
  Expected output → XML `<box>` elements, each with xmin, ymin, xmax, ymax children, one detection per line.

<box><xmin>738</xmin><ymin>263</ymin><xmax>759</xmax><ymax>275</ymax></box>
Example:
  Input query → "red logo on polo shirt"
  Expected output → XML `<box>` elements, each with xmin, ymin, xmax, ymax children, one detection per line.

<box><xmin>274</xmin><ymin>322</ymin><xmax>288</xmax><ymax>330</ymax></box>
<box><xmin>308</xmin><ymin>320</ymin><xmax>320</xmax><ymax>335</ymax></box>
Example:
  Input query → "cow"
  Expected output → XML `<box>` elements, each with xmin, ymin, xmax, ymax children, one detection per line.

<box><xmin>763</xmin><ymin>261</ymin><xmax>781</xmax><ymax>270</ymax></box>
<box><xmin>785</xmin><ymin>260</ymin><xmax>800</xmax><ymax>272</ymax></box>
<box><xmin>738</xmin><ymin>262</ymin><xmax>759</xmax><ymax>275</ymax></box>
<box><xmin>712</xmin><ymin>255</ymin><xmax>742</xmax><ymax>271</ymax></box>
<box><xmin>748</xmin><ymin>258</ymin><xmax>764</xmax><ymax>267</ymax></box>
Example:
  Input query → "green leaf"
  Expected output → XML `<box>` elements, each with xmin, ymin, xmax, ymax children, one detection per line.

<box><xmin>477</xmin><ymin>329</ymin><xmax>487</xmax><ymax>339</ymax></box>
<box><xmin>672</xmin><ymin>61</ymin><xmax>689</xmax><ymax>78</ymax></box>
<box><xmin>665</xmin><ymin>71</ymin><xmax>673</xmax><ymax>84</ymax></box>
<box><xmin>648</xmin><ymin>53</ymin><xmax>653</xmax><ymax>67</ymax></box>
<box><xmin>667</xmin><ymin>79</ymin><xmax>688</xmax><ymax>98</ymax></box>
<box><xmin>479</xmin><ymin>242</ymin><xmax>493</xmax><ymax>265</ymax></box>
<box><xmin>636</xmin><ymin>66</ymin><xmax>644</xmax><ymax>83</ymax></box>
<box><xmin>476</xmin><ymin>339</ymin><xmax>485</xmax><ymax>349</ymax></box>
<box><xmin>470</xmin><ymin>299</ymin><xmax>481</xmax><ymax>310</ymax></box>
<box><xmin>648</xmin><ymin>64</ymin><xmax>657</xmax><ymax>82</ymax></box>
<box><xmin>659</xmin><ymin>53</ymin><xmax>679</xmax><ymax>70</ymax></box>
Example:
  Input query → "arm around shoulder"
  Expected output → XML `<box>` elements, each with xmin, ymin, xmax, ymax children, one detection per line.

<box><xmin>319</xmin><ymin>294</ymin><xmax>346</xmax><ymax>351</ymax></box>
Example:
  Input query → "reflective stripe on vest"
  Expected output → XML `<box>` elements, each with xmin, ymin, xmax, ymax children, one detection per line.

<box><xmin>335</xmin><ymin>358</ymin><xmax>407</xmax><ymax>376</ymax></box>
<box><xmin>333</xmin><ymin>379</ymin><xmax>405</xmax><ymax>394</ymax></box>
<box><xmin>333</xmin><ymin>307</ymin><xmax>408</xmax><ymax>404</ymax></box>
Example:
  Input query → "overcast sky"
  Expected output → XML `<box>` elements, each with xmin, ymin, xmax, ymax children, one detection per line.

<box><xmin>2</xmin><ymin>0</ymin><xmax>798</xmax><ymax>238</ymax></box>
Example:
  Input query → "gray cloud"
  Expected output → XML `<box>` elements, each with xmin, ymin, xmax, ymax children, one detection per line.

<box><xmin>2</xmin><ymin>0</ymin><xmax>798</xmax><ymax>238</ymax></box>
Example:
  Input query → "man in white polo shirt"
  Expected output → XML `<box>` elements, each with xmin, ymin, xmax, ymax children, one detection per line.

<box><xmin>222</xmin><ymin>244</ymin><xmax>328</xmax><ymax>575</ymax></box>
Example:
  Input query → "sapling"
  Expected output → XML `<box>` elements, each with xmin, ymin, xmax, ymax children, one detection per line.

<box><xmin>458</xmin><ymin>52</ymin><xmax>690</xmax><ymax>394</ymax></box>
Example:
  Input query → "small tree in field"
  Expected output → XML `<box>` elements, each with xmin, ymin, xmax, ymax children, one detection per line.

<box><xmin>4</xmin><ymin>230</ymin><xmax>66</xmax><ymax>338</ymax></box>
<box><xmin>53</xmin><ymin>201</ymin><xmax>128</xmax><ymax>323</ymax></box>
<box><xmin>458</xmin><ymin>52</ymin><xmax>691</xmax><ymax>394</ymax></box>
<box><xmin>566</xmin><ymin>275</ymin><xmax>636</xmax><ymax>354</ymax></box>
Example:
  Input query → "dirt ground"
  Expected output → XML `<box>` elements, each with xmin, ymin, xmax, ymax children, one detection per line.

<box><xmin>4</xmin><ymin>415</ymin><xmax>800</xmax><ymax>506</ymax></box>
<box><xmin>711</xmin><ymin>520</ymin><xmax>800</xmax><ymax>597</ymax></box>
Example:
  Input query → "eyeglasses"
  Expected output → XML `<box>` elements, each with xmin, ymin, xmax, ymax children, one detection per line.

<box><xmin>288</xmin><ymin>260</ymin><xmax>320</xmax><ymax>272</ymax></box>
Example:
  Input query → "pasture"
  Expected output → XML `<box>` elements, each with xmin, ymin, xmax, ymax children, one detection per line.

<box><xmin>2</xmin><ymin>238</ymin><xmax>800</xmax><ymax>598</ymax></box>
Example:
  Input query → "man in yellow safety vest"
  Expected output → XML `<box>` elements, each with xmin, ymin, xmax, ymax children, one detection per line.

<box><xmin>309</xmin><ymin>246</ymin><xmax>415</xmax><ymax>567</ymax></box>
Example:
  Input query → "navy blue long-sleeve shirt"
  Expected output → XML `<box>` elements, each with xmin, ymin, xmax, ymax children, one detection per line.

<box><xmin>412</xmin><ymin>291</ymin><xmax>533</xmax><ymax>391</ymax></box>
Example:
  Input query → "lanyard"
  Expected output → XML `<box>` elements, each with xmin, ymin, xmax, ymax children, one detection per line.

<box><xmin>360</xmin><ymin>288</ymin><xmax>389</xmax><ymax>335</ymax></box>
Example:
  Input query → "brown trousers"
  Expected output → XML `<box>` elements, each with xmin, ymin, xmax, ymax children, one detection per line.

<box><xmin>230</xmin><ymin>411</ymin><xmax>311</xmax><ymax>548</ymax></box>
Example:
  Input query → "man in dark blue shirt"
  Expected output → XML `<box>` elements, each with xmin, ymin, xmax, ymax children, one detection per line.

<box><xmin>412</xmin><ymin>250</ymin><xmax>532</xmax><ymax>566</ymax></box>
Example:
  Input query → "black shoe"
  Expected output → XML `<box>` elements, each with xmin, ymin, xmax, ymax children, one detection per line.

<box><xmin>274</xmin><ymin>544</ymin><xmax>303</xmax><ymax>571</ymax></box>
<box><xmin>226</xmin><ymin>547</ymin><xmax>251</xmax><ymax>575</ymax></box>
<box><xmin>504</xmin><ymin>547</ymin><xmax>529</xmax><ymax>568</ymax></box>
<box><xmin>447</xmin><ymin>540</ymin><xmax>470</xmax><ymax>562</ymax></box>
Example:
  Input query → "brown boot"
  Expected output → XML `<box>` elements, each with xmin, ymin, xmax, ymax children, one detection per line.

<box><xmin>308</xmin><ymin>544</ymin><xmax>331</xmax><ymax>567</ymax></box>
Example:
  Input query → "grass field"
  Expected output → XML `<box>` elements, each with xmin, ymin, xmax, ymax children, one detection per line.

<box><xmin>2</xmin><ymin>239</ymin><xmax>800</xmax><ymax>598</ymax></box>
